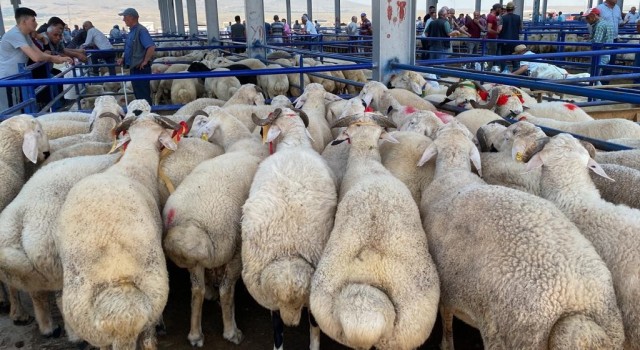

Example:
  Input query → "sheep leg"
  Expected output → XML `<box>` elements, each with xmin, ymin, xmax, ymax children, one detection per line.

<box><xmin>187</xmin><ymin>265</ymin><xmax>206</xmax><ymax>347</ymax></box>
<box><xmin>440</xmin><ymin>304</ymin><xmax>455</xmax><ymax>350</ymax></box>
<box><xmin>308</xmin><ymin>310</ymin><xmax>320</xmax><ymax>350</ymax></box>
<box><xmin>219</xmin><ymin>273</ymin><xmax>243</xmax><ymax>344</ymax></box>
<box><xmin>139</xmin><ymin>324</ymin><xmax>158</xmax><ymax>350</ymax></box>
<box><xmin>272</xmin><ymin>310</ymin><xmax>284</xmax><ymax>350</ymax></box>
<box><xmin>54</xmin><ymin>292</ymin><xmax>80</xmax><ymax>343</ymax></box>
<box><xmin>111</xmin><ymin>339</ymin><xmax>137</xmax><ymax>350</ymax></box>
<box><xmin>30</xmin><ymin>291</ymin><xmax>60</xmax><ymax>337</ymax></box>
<box><xmin>0</xmin><ymin>283</ymin><xmax>10</xmax><ymax>313</ymax></box>
<box><xmin>8</xmin><ymin>286</ymin><xmax>33</xmax><ymax>325</ymax></box>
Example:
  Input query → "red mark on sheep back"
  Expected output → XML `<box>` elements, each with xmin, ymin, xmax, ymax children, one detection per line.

<box><xmin>478</xmin><ymin>90</ymin><xmax>489</xmax><ymax>101</ymax></box>
<box><xmin>564</xmin><ymin>103</ymin><xmax>578</xmax><ymax>110</ymax></box>
<box><xmin>404</xmin><ymin>106</ymin><xmax>417</xmax><ymax>114</ymax></box>
<box><xmin>497</xmin><ymin>95</ymin><xmax>510</xmax><ymax>106</ymax></box>
<box><xmin>518</xmin><ymin>115</ymin><xmax>527</xmax><ymax>121</ymax></box>
<box><xmin>365</xmin><ymin>106</ymin><xmax>374</xmax><ymax>112</ymax></box>
<box><xmin>166</xmin><ymin>208</ymin><xmax>176</xmax><ymax>226</ymax></box>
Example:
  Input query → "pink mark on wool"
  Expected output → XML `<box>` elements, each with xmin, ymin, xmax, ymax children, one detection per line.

<box><xmin>166</xmin><ymin>208</ymin><xmax>176</xmax><ymax>226</ymax></box>
<box><xmin>404</xmin><ymin>106</ymin><xmax>417</xmax><ymax>114</ymax></box>
<box><xmin>434</xmin><ymin>111</ymin><xmax>454</xmax><ymax>123</ymax></box>
<box><xmin>563</xmin><ymin>103</ymin><xmax>578</xmax><ymax>111</ymax></box>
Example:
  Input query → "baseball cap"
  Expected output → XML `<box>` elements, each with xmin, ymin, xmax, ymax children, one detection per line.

<box><xmin>586</xmin><ymin>8</ymin><xmax>600</xmax><ymax>16</ymax></box>
<box><xmin>513</xmin><ymin>44</ymin><xmax>527</xmax><ymax>54</ymax></box>
<box><xmin>118</xmin><ymin>8</ymin><xmax>139</xmax><ymax>17</ymax></box>
<box><xmin>361</xmin><ymin>13</ymin><xmax>367</xmax><ymax>17</ymax></box>
<box><xmin>506</xmin><ymin>2</ymin><xmax>515</xmax><ymax>10</ymax></box>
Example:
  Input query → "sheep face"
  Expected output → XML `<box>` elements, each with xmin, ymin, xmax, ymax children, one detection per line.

<box><xmin>504</xmin><ymin>121</ymin><xmax>546</xmax><ymax>161</ymax></box>
<box><xmin>524</xmin><ymin>134</ymin><xmax>612</xmax><ymax>180</ymax></box>
<box><xmin>418</xmin><ymin>121</ymin><xmax>481</xmax><ymax>175</ymax></box>
<box><xmin>120</xmin><ymin>115</ymin><xmax>178</xmax><ymax>152</ymax></box>
<box><xmin>333</xmin><ymin>114</ymin><xmax>399</xmax><ymax>146</ymax></box>
<box><xmin>398</xmin><ymin>111</ymin><xmax>444</xmax><ymax>139</ymax></box>
<box><xmin>126</xmin><ymin>99</ymin><xmax>152</xmax><ymax>118</ymax></box>
<box><xmin>3</xmin><ymin>115</ymin><xmax>50</xmax><ymax>163</ymax></box>
<box><xmin>389</xmin><ymin>71</ymin><xmax>427</xmax><ymax>95</ymax></box>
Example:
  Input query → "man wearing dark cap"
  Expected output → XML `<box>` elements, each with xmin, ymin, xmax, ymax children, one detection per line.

<box><xmin>37</xmin><ymin>16</ymin><xmax>66</xmax><ymax>34</ymax></box>
<box><xmin>117</xmin><ymin>8</ymin><xmax>155</xmax><ymax>105</ymax></box>
<box><xmin>0</xmin><ymin>8</ymin><xmax>72</xmax><ymax>111</ymax></box>
<box><xmin>497</xmin><ymin>1</ymin><xmax>522</xmax><ymax>71</ymax></box>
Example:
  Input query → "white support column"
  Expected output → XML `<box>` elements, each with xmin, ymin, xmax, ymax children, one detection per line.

<box><xmin>175</xmin><ymin>0</ymin><xmax>186</xmax><ymax>35</ymax></box>
<box><xmin>475</xmin><ymin>0</ymin><xmax>481</xmax><ymax>12</ymax></box>
<box><xmin>205</xmin><ymin>0</ymin><xmax>220</xmax><ymax>43</ymax></box>
<box><xmin>515</xmin><ymin>0</ymin><xmax>525</xmax><ymax>19</ymax></box>
<box><xmin>372</xmin><ymin>0</ymin><xmax>415</xmax><ymax>83</ymax></box>
<box><xmin>167</xmin><ymin>0</ymin><xmax>177</xmax><ymax>34</ymax></box>
<box><xmin>286</xmin><ymin>0</ymin><xmax>292</xmax><ymax>29</ymax></box>
<box><xmin>158</xmin><ymin>0</ymin><xmax>168</xmax><ymax>34</ymax></box>
<box><xmin>186</xmin><ymin>0</ymin><xmax>198</xmax><ymax>36</ymax></box>
<box><xmin>245</xmin><ymin>0</ymin><xmax>266</xmax><ymax>59</ymax></box>
<box><xmin>541</xmin><ymin>0</ymin><xmax>548</xmax><ymax>20</ymax></box>
<box><xmin>0</xmin><ymin>6</ymin><xmax>5</xmax><ymax>36</ymax></box>
<box><xmin>307</xmin><ymin>0</ymin><xmax>313</xmax><ymax>20</ymax></box>
<box><xmin>335</xmin><ymin>0</ymin><xmax>341</xmax><ymax>32</ymax></box>
<box><xmin>587</xmin><ymin>0</ymin><xmax>594</xmax><ymax>9</ymax></box>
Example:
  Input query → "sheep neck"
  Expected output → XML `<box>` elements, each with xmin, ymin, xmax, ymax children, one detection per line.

<box><xmin>539</xmin><ymin>159</ymin><xmax>601</xmax><ymax>208</ymax></box>
<box><xmin>91</xmin><ymin>118</ymin><xmax>118</xmax><ymax>143</ymax></box>
<box><xmin>108</xmin><ymin>138</ymin><xmax>160</xmax><ymax>200</ymax></box>
<box><xmin>216</xmin><ymin>116</ymin><xmax>253</xmax><ymax>152</ymax></box>
<box><xmin>275</xmin><ymin>125</ymin><xmax>312</xmax><ymax>151</ymax></box>
<box><xmin>0</xmin><ymin>126</ymin><xmax>27</xmax><ymax>179</ymax></box>
<box><xmin>433</xmin><ymin>143</ymin><xmax>473</xmax><ymax>178</ymax></box>
<box><xmin>345</xmin><ymin>135</ymin><xmax>384</xmax><ymax>175</ymax></box>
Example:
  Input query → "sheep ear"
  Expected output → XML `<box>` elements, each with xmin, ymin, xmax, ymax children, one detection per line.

<box><xmin>417</xmin><ymin>142</ymin><xmax>437</xmax><ymax>166</ymax></box>
<box><xmin>266</xmin><ymin>125</ymin><xmax>282</xmax><ymax>143</ymax></box>
<box><xmin>331</xmin><ymin>131</ymin><xmax>349</xmax><ymax>146</ymax></box>
<box><xmin>254</xmin><ymin>93</ymin><xmax>266</xmax><ymax>106</ymax></box>
<box><xmin>323</xmin><ymin>92</ymin><xmax>342</xmax><ymax>103</ymax></box>
<box><xmin>305</xmin><ymin>129</ymin><xmax>315</xmax><ymax>142</ymax></box>
<box><xmin>511</xmin><ymin>139</ymin><xmax>527</xmax><ymax>162</ymax></box>
<box><xmin>159</xmin><ymin>130</ymin><xmax>178</xmax><ymax>151</ymax></box>
<box><xmin>587</xmin><ymin>158</ymin><xmax>614</xmax><ymax>181</ymax></box>
<box><xmin>380</xmin><ymin>131</ymin><xmax>399</xmax><ymax>144</ymax></box>
<box><xmin>410</xmin><ymin>81</ymin><xmax>422</xmax><ymax>95</ymax></box>
<box><xmin>293</xmin><ymin>94</ymin><xmax>307</xmax><ymax>108</ymax></box>
<box><xmin>22</xmin><ymin>130</ymin><xmax>39</xmax><ymax>164</ymax></box>
<box><xmin>470</xmin><ymin>145</ymin><xmax>482</xmax><ymax>177</ymax></box>
<box><xmin>524</xmin><ymin>152</ymin><xmax>544</xmax><ymax>172</ymax></box>
<box><xmin>361</xmin><ymin>93</ymin><xmax>373</xmax><ymax>107</ymax></box>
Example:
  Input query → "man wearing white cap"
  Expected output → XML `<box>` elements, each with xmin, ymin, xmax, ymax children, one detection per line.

<box><xmin>116</xmin><ymin>8</ymin><xmax>155</xmax><ymax>105</ymax></box>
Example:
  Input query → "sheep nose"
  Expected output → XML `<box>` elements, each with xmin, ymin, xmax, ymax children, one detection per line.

<box><xmin>43</xmin><ymin>151</ymin><xmax>51</xmax><ymax>159</ymax></box>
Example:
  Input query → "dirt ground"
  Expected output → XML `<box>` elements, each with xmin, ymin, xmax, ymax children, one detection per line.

<box><xmin>0</xmin><ymin>262</ymin><xmax>483</xmax><ymax>350</ymax></box>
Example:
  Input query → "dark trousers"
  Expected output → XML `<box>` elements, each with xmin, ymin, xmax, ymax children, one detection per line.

<box><xmin>131</xmin><ymin>65</ymin><xmax>152</xmax><ymax>105</ymax></box>
<box><xmin>420</xmin><ymin>38</ymin><xmax>429</xmax><ymax>59</ymax></box>
<box><xmin>498</xmin><ymin>43</ymin><xmax>518</xmax><ymax>71</ymax></box>
<box><xmin>91</xmin><ymin>51</ymin><xmax>117</xmax><ymax>76</ymax></box>
<box><xmin>601</xmin><ymin>38</ymin><xmax>619</xmax><ymax>85</ymax></box>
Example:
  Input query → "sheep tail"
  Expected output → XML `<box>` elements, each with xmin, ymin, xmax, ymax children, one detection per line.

<box><xmin>163</xmin><ymin>224</ymin><xmax>212</xmax><ymax>269</ymax></box>
<box><xmin>548</xmin><ymin>314</ymin><xmax>616</xmax><ymax>350</ymax></box>
<box><xmin>92</xmin><ymin>277</ymin><xmax>153</xmax><ymax>341</ymax></box>
<box><xmin>260</xmin><ymin>257</ymin><xmax>314</xmax><ymax>327</ymax></box>
<box><xmin>333</xmin><ymin>283</ymin><xmax>395</xmax><ymax>349</ymax></box>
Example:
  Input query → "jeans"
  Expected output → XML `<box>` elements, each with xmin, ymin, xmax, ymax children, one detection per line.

<box><xmin>131</xmin><ymin>65</ymin><xmax>152</xmax><ymax>105</ymax></box>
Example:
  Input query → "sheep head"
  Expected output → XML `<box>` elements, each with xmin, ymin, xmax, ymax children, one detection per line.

<box><xmin>417</xmin><ymin>121</ymin><xmax>481</xmax><ymax>176</ymax></box>
<box><xmin>3</xmin><ymin>115</ymin><xmax>50</xmax><ymax>164</ymax></box>
<box><xmin>330</xmin><ymin>112</ymin><xmax>398</xmax><ymax>146</ymax></box>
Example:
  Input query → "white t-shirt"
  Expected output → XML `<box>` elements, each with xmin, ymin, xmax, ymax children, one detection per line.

<box><xmin>83</xmin><ymin>27</ymin><xmax>113</xmax><ymax>50</ymax></box>
<box><xmin>521</xmin><ymin>51</ymin><xmax>540</xmax><ymax>72</ymax></box>
<box><xmin>305</xmin><ymin>21</ymin><xmax>317</xmax><ymax>34</ymax></box>
<box><xmin>0</xmin><ymin>26</ymin><xmax>33</xmax><ymax>78</ymax></box>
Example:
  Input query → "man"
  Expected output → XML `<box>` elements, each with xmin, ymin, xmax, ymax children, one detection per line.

<box><xmin>464</xmin><ymin>11</ymin><xmax>485</xmax><ymax>55</ymax></box>
<box><xmin>71</xmin><ymin>24</ymin><xmax>80</xmax><ymax>38</ymax></box>
<box><xmin>424</xmin><ymin>6</ymin><xmax>460</xmax><ymax>60</ymax></box>
<box><xmin>37</xmin><ymin>16</ymin><xmax>65</xmax><ymax>34</ymax></box>
<box><xmin>82</xmin><ymin>21</ymin><xmax>116</xmax><ymax>76</ymax></box>
<box><xmin>301</xmin><ymin>14</ymin><xmax>318</xmax><ymax>51</ymax></box>
<box><xmin>510</xmin><ymin>44</ymin><xmax>590</xmax><ymax>79</ymax></box>
<box><xmin>585</xmin><ymin>7</ymin><xmax>614</xmax><ymax>73</ymax></box>
<box><xmin>597</xmin><ymin>0</ymin><xmax>623</xmax><ymax>79</ymax></box>
<box><xmin>497</xmin><ymin>2</ymin><xmax>522</xmax><ymax>71</ymax></box>
<box><xmin>486</xmin><ymin>3</ymin><xmax>502</xmax><ymax>67</ymax></box>
<box><xmin>359</xmin><ymin>13</ymin><xmax>372</xmax><ymax>36</ymax></box>
<box><xmin>624</xmin><ymin>6</ymin><xmax>639</xmax><ymax>24</ymax></box>
<box><xmin>0</xmin><ymin>7</ymin><xmax>72</xmax><ymax>112</ymax></box>
<box><xmin>45</xmin><ymin>25</ymin><xmax>87</xmax><ymax>62</ymax></box>
<box><xmin>557</xmin><ymin>12</ymin><xmax>566</xmax><ymax>22</ymax></box>
<box><xmin>270</xmin><ymin>15</ymin><xmax>285</xmax><ymax>45</ymax></box>
<box><xmin>116</xmin><ymin>8</ymin><xmax>155</xmax><ymax>105</ymax></box>
<box><xmin>110</xmin><ymin>25</ymin><xmax>123</xmax><ymax>44</ymax></box>
<box><xmin>424</xmin><ymin>6</ymin><xmax>437</xmax><ymax>29</ymax></box>
<box><xmin>346</xmin><ymin>15</ymin><xmax>359</xmax><ymax>53</ymax></box>
<box><xmin>230</xmin><ymin>15</ymin><xmax>245</xmax><ymax>53</ymax></box>
<box><xmin>282</xmin><ymin>19</ymin><xmax>291</xmax><ymax>41</ymax></box>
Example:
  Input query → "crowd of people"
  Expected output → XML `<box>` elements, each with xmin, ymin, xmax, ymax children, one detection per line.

<box><xmin>0</xmin><ymin>6</ymin><xmax>156</xmax><ymax>113</ymax></box>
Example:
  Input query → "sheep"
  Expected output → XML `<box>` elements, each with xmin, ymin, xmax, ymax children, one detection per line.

<box><xmin>594</xmin><ymin>149</ymin><xmax>640</xmax><ymax>172</ymax></box>
<box><xmin>359</xmin><ymin>81</ymin><xmax>436</xmax><ymax>113</ymax></box>
<box><xmin>257</xmin><ymin>64</ymin><xmax>290</xmax><ymax>99</ymax></box>
<box><xmin>55</xmin><ymin>113</ymin><xmax>179</xmax><ymax>349</ymax></box>
<box><xmin>394</xmin><ymin>109</ymin><xmax>444</xmax><ymax>138</ymax></box>
<box><xmin>591</xmin><ymin>163</ymin><xmax>640</xmax><ymax>209</ymax></box>
<box><xmin>453</xmin><ymin>109</ymin><xmax>503</xmax><ymax>136</ymax></box>
<box><xmin>273</xmin><ymin>58</ymin><xmax>311</xmax><ymax>97</ymax></box>
<box><xmin>223</xmin><ymin>84</ymin><xmax>265</xmax><ymax>107</ymax></box>
<box><xmin>0</xmin><ymin>152</ymin><xmax>120</xmax><ymax>336</ymax></box>
<box><xmin>48</xmin><ymin>96</ymin><xmax>124</xmax><ymax>153</ymax></box>
<box><xmin>310</xmin><ymin>113</ymin><xmax>440</xmax><ymax>350</ymax></box>
<box><xmin>388</xmin><ymin>70</ymin><xmax>428</xmax><ymax>95</ymax></box>
<box><xmin>294</xmin><ymin>83</ymin><xmax>342</xmax><ymax>153</ymax></box>
<box><xmin>606</xmin><ymin>138</ymin><xmax>640</xmax><ymax>149</ymax></box>
<box><xmin>525</xmin><ymin>101</ymin><xmax>594</xmax><ymax>122</ymax></box>
<box><xmin>270</xmin><ymin>95</ymin><xmax>293</xmax><ymax>108</ymax></box>
<box><xmin>523</xmin><ymin>133</ymin><xmax>640</xmax><ymax>349</ymax></box>
<box><xmin>438</xmin><ymin>80</ymin><xmax>486</xmax><ymax>106</ymax></box>
<box><xmin>39</xmin><ymin>120</ymin><xmax>90</xmax><ymax>140</ymax></box>
<box><xmin>204</xmin><ymin>68</ymin><xmax>241</xmax><ymax>100</ymax></box>
<box><xmin>152</xmin><ymin>63</ymin><xmax>190</xmax><ymax>105</ymax></box>
<box><xmin>171</xmin><ymin>71</ymin><xmax>205</xmax><ymax>105</ymax></box>
<box><xmin>0</xmin><ymin>115</ymin><xmax>50</xmax><ymax>211</ymax></box>
<box><xmin>36</xmin><ymin>112</ymin><xmax>91</xmax><ymax>123</ymax></box>
<box><xmin>163</xmin><ymin>106</ymin><xmax>267</xmax><ymax>347</ymax></box>
<box><xmin>517</xmin><ymin>112</ymin><xmax>640</xmax><ymax>140</ymax></box>
<box><xmin>242</xmin><ymin>107</ymin><xmax>337</xmax><ymax>350</ymax></box>
<box><xmin>41</xmin><ymin>141</ymin><xmax>114</xmax><ymax>166</ymax></box>
<box><xmin>417</xmin><ymin>120</ymin><xmax>624</xmax><ymax>349</ymax></box>
<box><xmin>174</xmin><ymin>97</ymin><xmax>227</xmax><ymax>117</ymax></box>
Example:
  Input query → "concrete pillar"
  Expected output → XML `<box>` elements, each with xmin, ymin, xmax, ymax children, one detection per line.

<box><xmin>167</xmin><ymin>0</ymin><xmax>177</xmax><ymax>34</ymax></box>
<box><xmin>372</xmin><ymin>0</ymin><xmax>415</xmax><ymax>83</ymax></box>
<box><xmin>175</xmin><ymin>0</ymin><xmax>186</xmax><ymax>35</ymax></box>
<box><xmin>532</xmin><ymin>0</ymin><xmax>541</xmax><ymax>22</ymax></box>
<box><xmin>541</xmin><ymin>0</ymin><xmax>548</xmax><ymax>21</ymax></box>
<box><xmin>619</xmin><ymin>0</ymin><xmax>624</xmax><ymax>11</ymax></box>
<box><xmin>335</xmin><ymin>0</ymin><xmax>341</xmax><ymax>32</ymax></box>
<box><xmin>515</xmin><ymin>0</ymin><xmax>524</xmax><ymax>19</ymax></box>
<box><xmin>307</xmin><ymin>0</ymin><xmax>313</xmax><ymax>20</ymax></box>
<box><xmin>0</xmin><ymin>6</ymin><xmax>5</xmax><ymax>36</ymax></box>
<box><xmin>286</xmin><ymin>0</ymin><xmax>292</xmax><ymax>30</ymax></box>
<box><xmin>245</xmin><ymin>0</ymin><xmax>266</xmax><ymax>59</ymax></box>
<box><xmin>587</xmin><ymin>0</ymin><xmax>594</xmax><ymax>9</ymax></box>
<box><xmin>205</xmin><ymin>0</ymin><xmax>220</xmax><ymax>43</ymax></box>
<box><xmin>158</xmin><ymin>0</ymin><xmax>167</xmax><ymax>34</ymax></box>
<box><xmin>186</xmin><ymin>0</ymin><xmax>198</xmax><ymax>36</ymax></box>
<box><xmin>475</xmin><ymin>0</ymin><xmax>482</xmax><ymax>12</ymax></box>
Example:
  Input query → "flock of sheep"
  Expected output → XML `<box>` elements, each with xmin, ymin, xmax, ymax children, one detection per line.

<box><xmin>0</xmin><ymin>47</ymin><xmax>639</xmax><ymax>350</ymax></box>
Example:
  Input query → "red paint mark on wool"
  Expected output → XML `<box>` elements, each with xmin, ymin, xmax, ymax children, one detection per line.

<box><xmin>404</xmin><ymin>106</ymin><xmax>417</xmax><ymax>114</ymax></box>
<box><xmin>497</xmin><ymin>95</ymin><xmax>510</xmax><ymax>106</ymax></box>
<box><xmin>434</xmin><ymin>111</ymin><xmax>454</xmax><ymax>123</ymax></box>
<box><xmin>364</xmin><ymin>106</ymin><xmax>374</xmax><ymax>112</ymax></box>
<box><xmin>166</xmin><ymin>208</ymin><xmax>176</xmax><ymax>226</ymax></box>
<box><xmin>478</xmin><ymin>90</ymin><xmax>489</xmax><ymax>101</ymax></box>
<box><xmin>564</xmin><ymin>103</ymin><xmax>578</xmax><ymax>110</ymax></box>
<box><xmin>518</xmin><ymin>115</ymin><xmax>527</xmax><ymax>121</ymax></box>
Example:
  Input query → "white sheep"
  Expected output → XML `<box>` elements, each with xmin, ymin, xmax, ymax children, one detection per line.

<box><xmin>242</xmin><ymin>107</ymin><xmax>337</xmax><ymax>350</ymax></box>
<box><xmin>41</xmin><ymin>141</ymin><xmax>113</xmax><ymax>166</ymax></box>
<box><xmin>388</xmin><ymin>70</ymin><xmax>428</xmax><ymax>95</ymax></box>
<box><xmin>595</xmin><ymin>149</ymin><xmax>640</xmax><ymax>172</ymax></box>
<box><xmin>223</xmin><ymin>84</ymin><xmax>265</xmax><ymax>107</ymax></box>
<box><xmin>359</xmin><ymin>81</ymin><xmax>436</xmax><ymax>113</ymax></box>
<box><xmin>591</xmin><ymin>163</ymin><xmax>640</xmax><ymax>209</ymax></box>
<box><xmin>524</xmin><ymin>133</ymin><xmax>640</xmax><ymax>348</ymax></box>
<box><xmin>0</xmin><ymin>153</ymin><xmax>120</xmax><ymax>337</ymax></box>
<box><xmin>310</xmin><ymin>113</ymin><xmax>440</xmax><ymax>350</ymax></box>
<box><xmin>395</xmin><ymin>109</ymin><xmax>444</xmax><ymax>139</ymax></box>
<box><xmin>294</xmin><ymin>83</ymin><xmax>342</xmax><ymax>153</ymax></box>
<box><xmin>204</xmin><ymin>67</ymin><xmax>241</xmax><ymax>100</ymax></box>
<box><xmin>39</xmin><ymin>120</ymin><xmax>89</xmax><ymax>140</ymax></box>
<box><xmin>163</xmin><ymin>106</ymin><xmax>267</xmax><ymax>347</ymax></box>
<box><xmin>257</xmin><ymin>64</ymin><xmax>290</xmax><ymax>99</ymax></box>
<box><xmin>56</xmin><ymin>113</ymin><xmax>178</xmax><ymax>349</ymax></box>
<box><xmin>453</xmin><ymin>109</ymin><xmax>503</xmax><ymax>136</ymax></box>
<box><xmin>417</xmin><ymin>121</ymin><xmax>624</xmax><ymax>349</ymax></box>
<box><xmin>174</xmin><ymin>97</ymin><xmax>227</xmax><ymax>117</ymax></box>
<box><xmin>36</xmin><ymin>112</ymin><xmax>91</xmax><ymax>123</ymax></box>
<box><xmin>171</xmin><ymin>71</ymin><xmax>205</xmax><ymax>105</ymax></box>
<box><xmin>270</xmin><ymin>95</ymin><xmax>293</xmax><ymax>108</ymax></box>
<box><xmin>524</xmin><ymin>102</ymin><xmax>594</xmax><ymax>122</ymax></box>
<box><xmin>517</xmin><ymin>112</ymin><xmax>640</xmax><ymax>140</ymax></box>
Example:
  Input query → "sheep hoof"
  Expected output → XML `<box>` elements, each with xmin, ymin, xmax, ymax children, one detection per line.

<box><xmin>12</xmin><ymin>316</ymin><xmax>34</xmax><ymax>326</ymax></box>
<box><xmin>0</xmin><ymin>302</ymin><xmax>10</xmax><ymax>314</ymax></box>
<box><xmin>75</xmin><ymin>340</ymin><xmax>91</xmax><ymax>350</ymax></box>
<box><xmin>188</xmin><ymin>335</ymin><xmax>204</xmax><ymax>347</ymax></box>
<box><xmin>44</xmin><ymin>325</ymin><xmax>62</xmax><ymax>338</ymax></box>
<box><xmin>224</xmin><ymin>329</ymin><xmax>244</xmax><ymax>344</ymax></box>
<box><xmin>156</xmin><ymin>320</ymin><xmax>167</xmax><ymax>336</ymax></box>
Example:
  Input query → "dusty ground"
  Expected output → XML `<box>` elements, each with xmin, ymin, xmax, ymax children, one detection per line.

<box><xmin>0</xmin><ymin>262</ymin><xmax>483</xmax><ymax>350</ymax></box>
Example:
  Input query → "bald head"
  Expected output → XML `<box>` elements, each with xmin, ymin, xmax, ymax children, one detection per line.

<box><xmin>82</xmin><ymin>21</ymin><xmax>93</xmax><ymax>30</ymax></box>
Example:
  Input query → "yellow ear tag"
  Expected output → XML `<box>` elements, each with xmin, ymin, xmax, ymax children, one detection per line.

<box><xmin>108</xmin><ymin>137</ymin><xmax>119</xmax><ymax>154</ymax></box>
<box><xmin>515</xmin><ymin>152</ymin><xmax>523</xmax><ymax>162</ymax></box>
<box><xmin>261</xmin><ymin>125</ymin><xmax>271</xmax><ymax>144</ymax></box>
<box><xmin>201</xmin><ymin>133</ymin><xmax>209</xmax><ymax>141</ymax></box>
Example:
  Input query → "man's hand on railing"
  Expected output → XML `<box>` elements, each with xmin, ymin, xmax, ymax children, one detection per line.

<box><xmin>116</xmin><ymin>58</ymin><xmax>124</xmax><ymax>66</ymax></box>
<box><xmin>52</xmin><ymin>56</ymin><xmax>73</xmax><ymax>65</ymax></box>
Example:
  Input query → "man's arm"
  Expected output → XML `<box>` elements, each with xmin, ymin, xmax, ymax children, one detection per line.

<box><xmin>511</xmin><ymin>64</ymin><xmax>529</xmax><ymax>75</ymax></box>
<box><xmin>139</xmin><ymin>45</ymin><xmax>156</xmax><ymax>69</ymax></box>
<box><xmin>82</xmin><ymin>28</ymin><xmax>94</xmax><ymax>47</ymax></box>
<box><xmin>62</xmin><ymin>48</ymin><xmax>87</xmax><ymax>62</ymax></box>
<box><xmin>20</xmin><ymin>45</ymin><xmax>72</xmax><ymax>64</ymax></box>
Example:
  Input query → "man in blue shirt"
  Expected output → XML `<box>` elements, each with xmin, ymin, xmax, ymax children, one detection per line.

<box><xmin>116</xmin><ymin>8</ymin><xmax>155</xmax><ymax>105</ymax></box>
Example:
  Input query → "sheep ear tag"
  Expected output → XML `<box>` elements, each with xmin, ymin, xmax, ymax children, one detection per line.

<box><xmin>512</xmin><ymin>139</ymin><xmax>527</xmax><ymax>162</ymax></box>
<box><xmin>260</xmin><ymin>125</ymin><xmax>271</xmax><ymax>144</ymax></box>
<box><xmin>22</xmin><ymin>130</ymin><xmax>39</xmax><ymax>164</ymax></box>
<box><xmin>160</xmin><ymin>130</ymin><xmax>178</xmax><ymax>151</ymax></box>
<box><xmin>587</xmin><ymin>158</ymin><xmax>614</xmax><ymax>181</ymax></box>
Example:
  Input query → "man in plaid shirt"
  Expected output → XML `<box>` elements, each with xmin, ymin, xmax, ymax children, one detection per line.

<box><xmin>586</xmin><ymin>8</ymin><xmax>614</xmax><ymax>66</ymax></box>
